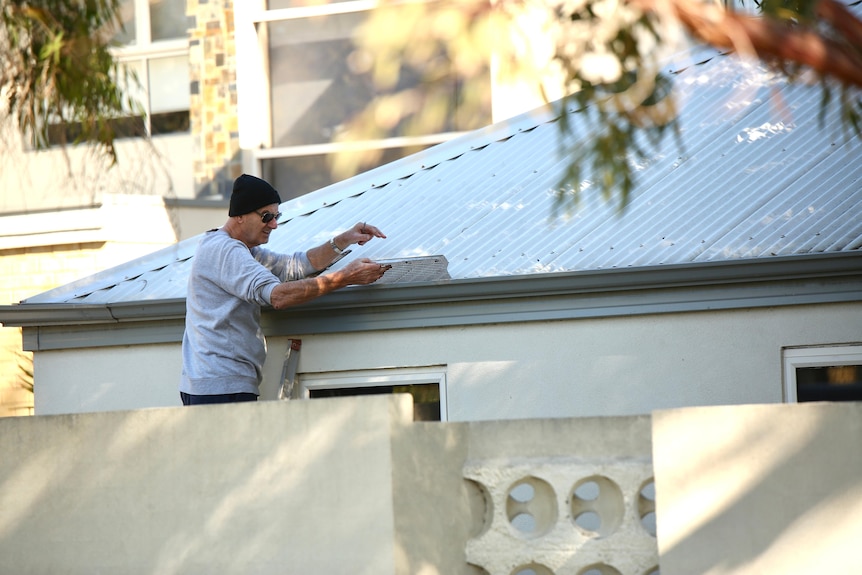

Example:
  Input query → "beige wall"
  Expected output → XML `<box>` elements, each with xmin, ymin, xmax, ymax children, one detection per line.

<box><xmin>653</xmin><ymin>402</ymin><xmax>862</xmax><ymax>575</ymax></box>
<box><xmin>0</xmin><ymin>192</ymin><xmax>201</xmax><ymax>417</ymax></box>
<box><xmin>0</xmin><ymin>394</ymin><xmax>657</xmax><ymax>575</ymax></box>
<box><xmin>29</xmin><ymin>301</ymin><xmax>861</xmax><ymax>419</ymax></box>
<box><xmin>0</xmin><ymin>242</ymin><xmax>118</xmax><ymax>417</ymax></box>
<box><xmin>269</xmin><ymin>302</ymin><xmax>861</xmax><ymax>420</ymax></box>
<box><xmin>0</xmin><ymin>396</ymin><xmax>858</xmax><ymax>574</ymax></box>
<box><xmin>0</xmin><ymin>125</ymin><xmax>197</xmax><ymax>418</ymax></box>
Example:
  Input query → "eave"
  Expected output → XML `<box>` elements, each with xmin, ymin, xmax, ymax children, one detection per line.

<box><xmin>2</xmin><ymin>252</ymin><xmax>859</xmax><ymax>352</ymax></box>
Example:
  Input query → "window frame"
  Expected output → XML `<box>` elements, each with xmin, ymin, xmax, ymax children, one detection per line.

<box><xmin>782</xmin><ymin>345</ymin><xmax>862</xmax><ymax>403</ymax></box>
<box><xmin>298</xmin><ymin>365</ymin><xmax>448</xmax><ymax>421</ymax></box>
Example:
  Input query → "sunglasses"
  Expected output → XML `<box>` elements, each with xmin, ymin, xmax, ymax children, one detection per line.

<box><xmin>255</xmin><ymin>210</ymin><xmax>282</xmax><ymax>224</ymax></box>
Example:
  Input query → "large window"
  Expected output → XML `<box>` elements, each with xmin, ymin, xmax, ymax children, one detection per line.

<box><xmin>112</xmin><ymin>0</ymin><xmax>190</xmax><ymax>136</ymax></box>
<box><xmin>251</xmin><ymin>1</ymin><xmax>492</xmax><ymax>200</ymax></box>
<box><xmin>783</xmin><ymin>346</ymin><xmax>862</xmax><ymax>403</ymax></box>
<box><xmin>299</xmin><ymin>366</ymin><xmax>448</xmax><ymax>422</ymax></box>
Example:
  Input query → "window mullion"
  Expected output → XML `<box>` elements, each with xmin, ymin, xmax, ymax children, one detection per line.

<box><xmin>136</xmin><ymin>0</ymin><xmax>152</xmax><ymax>44</ymax></box>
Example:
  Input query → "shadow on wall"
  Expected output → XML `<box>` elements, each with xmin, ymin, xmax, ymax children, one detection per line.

<box><xmin>653</xmin><ymin>402</ymin><xmax>862</xmax><ymax>575</ymax></box>
<box><xmin>0</xmin><ymin>395</ymin><xmax>478</xmax><ymax>574</ymax></box>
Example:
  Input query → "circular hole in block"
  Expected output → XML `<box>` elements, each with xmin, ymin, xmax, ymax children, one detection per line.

<box><xmin>574</xmin><ymin>480</ymin><xmax>600</xmax><ymax>501</ymax></box>
<box><xmin>640</xmin><ymin>480</ymin><xmax>656</xmax><ymax>502</ymax></box>
<box><xmin>466</xmin><ymin>478</ymin><xmax>493</xmax><ymax>538</ymax></box>
<box><xmin>573</xmin><ymin>510</ymin><xmax>601</xmax><ymax>532</ymax></box>
<box><xmin>577</xmin><ymin>564</ymin><xmax>623</xmax><ymax>575</ymax></box>
<box><xmin>510</xmin><ymin>482</ymin><xmax>535</xmax><ymax>503</ymax></box>
<box><xmin>510</xmin><ymin>512</ymin><xmax>536</xmax><ymax>533</ymax></box>
<box><xmin>638</xmin><ymin>478</ymin><xmax>657</xmax><ymax>537</ymax></box>
<box><xmin>511</xmin><ymin>563</ymin><xmax>554</xmax><ymax>575</ymax></box>
<box><xmin>506</xmin><ymin>476</ymin><xmax>557</xmax><ymax>538</ymax></box>
<box><xmin>640</xmin><ymin>511</ymin><xmax>657</xmax><ymax>537</ymax></box>
<box><xmin>570</xmin><ymin>475</ymin><xmax>624</xmax><ymax>537</ymax></box>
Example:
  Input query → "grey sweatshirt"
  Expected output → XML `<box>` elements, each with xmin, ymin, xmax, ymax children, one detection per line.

<box><xmin>180</xmin><ymin>229</ymin><xmax>317</xmax><ymax>396</ymax></box>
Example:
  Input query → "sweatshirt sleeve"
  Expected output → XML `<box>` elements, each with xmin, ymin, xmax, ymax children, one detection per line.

<box><xmin>205</xmin><ymin>238</ymin><xmax>282</xmax><ymax>307</ymax></box>
<box><xmin>252</xmin><ymin>247</ymin><xmax>317</xmax><ymax>282</ymax></box>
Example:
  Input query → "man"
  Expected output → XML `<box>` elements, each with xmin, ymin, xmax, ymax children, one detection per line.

<box><xmin>180</xmin><ymin>173</ymin><xmax>389</xmax><ymax>405</ymax></box>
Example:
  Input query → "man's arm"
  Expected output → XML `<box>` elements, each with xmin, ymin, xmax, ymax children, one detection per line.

<box><xmin>270</xmin><ymin>258</ymin><xmax>389</xmax><ymax>309</ymax></box>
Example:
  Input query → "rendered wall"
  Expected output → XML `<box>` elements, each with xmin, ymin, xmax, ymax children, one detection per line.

<box><xmin>0</xmin><ymin>395</ymin><xmax>420</xmax><ymax>575</ymax></box>
<box><xmin>653</xmin><ymin>402</ymin><xmax>862</xmax><ymax>575</ymax></box>
<box><xmin>0</xmin><ymin>394</ymin><xmax>658</xmax><ymax>575</ymax></box>
<box><xmin>270</xmin><ymin>301</ymin><xmax>861</xmax><ymax>420</ymax></box>
<box><xmin>30</xmin><ymin>301</ymin><xmax>861</xmax><ymax>417</ymax></box>
<box><xmin>4</xmin><ymin>394</ymin><xmax>856</xmax><ymax>574</ymax></box>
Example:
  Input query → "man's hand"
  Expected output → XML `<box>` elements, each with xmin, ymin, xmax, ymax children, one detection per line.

<box><xmin>270</xmin><ymin>258</ymin><xmax>390</xmax><ymax>310</ymax></box>
<box><xmin>336</xmin><ymin>221</ymin><xmax>387</xmax><ymax>247</ymax></box>
<box><xmin>307</xmin><ymin>222</ymin><xmax>387</xmax><ymax>270</ymax></box>
<box><xmin>341</xmin><ymin>258</ymin><xmax>392</xmax><ymax>285</ymax></box>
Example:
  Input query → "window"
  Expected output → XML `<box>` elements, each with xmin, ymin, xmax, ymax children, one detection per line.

<box><xmin>244</xmin><ymin>1</ymin><xmax>492</xmax><ymax>200</ymax></box>
<box><xmin>112</xmin><ymin>0</ymin><xmax>190</xmax><ymax>136</ymax></box>
<box><xmin>299</xmin><ymin>366</ymin><xmax>448</xmax><ymax>421</ymax></box>
<box><xmin>783</xmin><ymin>346</ymin><xmax>862</xmax><ymax>403</ymax></box>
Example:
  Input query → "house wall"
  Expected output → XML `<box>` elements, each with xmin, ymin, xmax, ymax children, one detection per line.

<box><xmin>0</xmin><ymin>242</ymin><xmax>110</xmax><ymax>416</ymax></box>
<box><xmin>0</xmin><ymin>131</ymin><xmax>196</xmax><ymax>213</ymax></box>
<box><xmin>30</xmin><ymin>301</ymin><xmax>860</xmax><ymax>417</ymax></box>
<box><xmin>267</xmin><ymin>301</ymin><xmax>861</xmax><ymax>421</ymax></box>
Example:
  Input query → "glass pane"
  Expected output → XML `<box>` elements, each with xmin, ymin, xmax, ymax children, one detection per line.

<box><xmin>262</xmin><ymin>145</ymin><xmax>430</xmax><ymax>201</ymax></box>
<box><xmin>150</xmin><ymin>0</ymin><xmax>188</xmax><ymax>41</ymax></box>
<box><xmin>309</xmin><ymin>383</ymin><xmax>440</xmax><ymax>421</ymax></box>
<box><xmin>151</xmin><ymin>111</ymin><xmax>190</xmax><ymax>135</ymax></box>
<box><xmin>112</xmin><ymin>0</ymin><xmax>137</xmax><ymax>45</ymax></box>
<box><xmin>148</xmin><ymin>55</ymin><xmax>190</xmax><ymax>113</ymax></box>
<box><xmin>266</xmin><ymin>9</ymin><xmax>490</xmax><ymax>147</ymax></box>
<box><xmin>797</xmin><ymin>365</ymin><xmax>862</xmax><ymax>402</ymax></box>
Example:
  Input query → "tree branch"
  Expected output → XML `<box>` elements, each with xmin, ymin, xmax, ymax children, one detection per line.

<box><xmin>631</xmin><ymin>0</ymin><xmax>862</xmax><ymax>87</ymax></box>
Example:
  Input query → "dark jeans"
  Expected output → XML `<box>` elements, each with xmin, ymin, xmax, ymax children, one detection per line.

<box><xmin>181</xmin><ymin>392</ymin><xmax>258</xmax><ymax>405</ymax></box>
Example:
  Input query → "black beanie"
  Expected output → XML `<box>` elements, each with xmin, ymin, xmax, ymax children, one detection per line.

<box><xmin>228</xmin><ymin>174</ymin><xmax>282</xmax><ymax>217</ymax></box>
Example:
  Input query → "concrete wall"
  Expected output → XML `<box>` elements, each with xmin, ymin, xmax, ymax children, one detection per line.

<box><xmin>0</xmin><ymin>395</ymin><xmax>421</xmax><ymax>574</ymax></box>
<box><xmin>653</xmin><ymin>402</ymin><xmax>862</xmax><ymax>575</ymax></box>
<box><xmin>0</xmin><ymin>131</ymin><xmax>195</xmax><ymax>213</ymax></box>
<box><xmin>1</xmin><ymin>396</ymin><xmax>858</xmax><ymax>574</ymax></box>
<box><xmin>0</xmin><ymin>394</ymin><xmax>657</xmax><ymax>575</ymax></box>
<box><xmin>30</xmin><ymin>301</ymin><xmax>861</xmax><ymax>417</ymax></box>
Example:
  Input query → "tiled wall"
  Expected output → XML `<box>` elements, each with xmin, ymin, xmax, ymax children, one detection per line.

<box><xmin>187</xmin><ymin>0</ymin><xmax>242</xmax><ymax>199</ymax></box>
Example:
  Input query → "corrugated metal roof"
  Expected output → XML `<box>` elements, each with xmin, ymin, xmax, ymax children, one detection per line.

<box><xmin>22</xmin><ymin>51</ymin><xmax>862</xmax><ymax>306</ymax></box>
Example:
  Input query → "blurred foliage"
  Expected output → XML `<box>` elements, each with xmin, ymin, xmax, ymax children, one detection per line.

<box><xmin>0</xmin><ymin>0</ymin><xmax>143</xmax><ymax>164</ymax></box>
<box><xmin>348</xmin><ymin>0</ymin><xmax>862</xmax><ymax>211</ymax></box>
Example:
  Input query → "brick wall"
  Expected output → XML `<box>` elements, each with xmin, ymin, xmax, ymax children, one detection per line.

<box><xmin>0</xmin><ymin>243</ymin><xmax>106</xmax><ymax>416</ymax></box>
